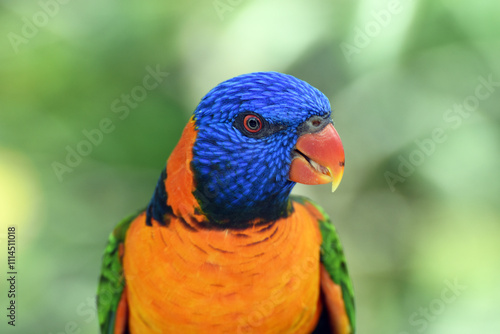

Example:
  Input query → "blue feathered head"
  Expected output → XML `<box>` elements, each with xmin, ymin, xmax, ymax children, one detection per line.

<box><xmin>191</xmin><ymin>72</ymin><xmax>344</xmax><ymax>225</ymax></box>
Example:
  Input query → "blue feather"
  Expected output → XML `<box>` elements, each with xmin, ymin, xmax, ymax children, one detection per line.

<box><xmin>191</xmin><ymin>72</ymin><xmax>332</xmax><ymax>225</ymax></box>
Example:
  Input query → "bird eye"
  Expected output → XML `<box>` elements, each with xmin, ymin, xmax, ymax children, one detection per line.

<box><xmin>243</xmin><ymin>115</ymin><xmax>262</xmax><ymax>133</ymax></box>
<box><xmin>234</xmin><ymin>112</ymin><xmax>284</xmax><ymax>139</ymax></box>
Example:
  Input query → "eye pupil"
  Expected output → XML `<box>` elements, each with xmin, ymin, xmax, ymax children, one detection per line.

<box><xmin>248</xmin><ymin>119</ymin><xmax>258</xmax><ymax>129</ymax></box>
<box><xmin>243</xmin><ymin>115</ymin><xmax>262</xmax><ymax>133</ymax></box>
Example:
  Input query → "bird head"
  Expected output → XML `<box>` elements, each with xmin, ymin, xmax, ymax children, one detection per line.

<box><xmin>190</xmin><ymin>72</ymin><xmax>345</xmax><ymax>226</ymax></box>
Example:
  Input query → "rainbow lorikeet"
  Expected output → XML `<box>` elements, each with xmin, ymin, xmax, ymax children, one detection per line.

<box><xmin>97</xmin><ymin>72</ymin><xmax>355</xmax><ymax>333</ymax></box>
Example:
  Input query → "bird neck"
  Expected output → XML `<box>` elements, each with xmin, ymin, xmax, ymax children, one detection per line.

<box><xmin>146</xmin><ymin>118</ymin><xmax>294</xmax><ymax>229</ymax></box>
<box><xmin>164</xmin><ymin>118</ymin><xmax>207</xmax><ymax>224</ymax></box>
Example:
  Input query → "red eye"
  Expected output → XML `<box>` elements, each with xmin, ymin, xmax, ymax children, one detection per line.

<box><xmin>243</xmin><ymin>115</ymin><xmax>262</xmax><ymax>133</ymax></box>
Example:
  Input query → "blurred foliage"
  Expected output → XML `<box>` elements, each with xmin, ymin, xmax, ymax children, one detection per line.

<box><xmin>0</xmin><ymin>0</ymin><xmax>499</xmax><ymax>333</ymax></box>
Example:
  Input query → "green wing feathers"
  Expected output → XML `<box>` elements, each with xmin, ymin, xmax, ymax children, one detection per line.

<box><xmin>293</xmin><ymin>195</ymin><xmax>356</xmax><ymax>333</ymax></box>
<box><xmin>97</xmin><ymin>212</ymin><xmax>138</xmax><ymax>334</ymax></box>
<box><xmin>318</xmin><ymin>212</ymin><xmax>356</xmax><ymax>332</ymax></box>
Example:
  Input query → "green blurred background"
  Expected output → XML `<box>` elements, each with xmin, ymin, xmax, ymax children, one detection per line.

<box><xmin>1</xmin><ymin>0</ymin><xmax>499</xmax><ymax>333</ymax></box>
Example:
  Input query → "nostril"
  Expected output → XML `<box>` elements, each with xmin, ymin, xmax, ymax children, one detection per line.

<box><xmin>297</xmin><ymin>115</ymin><xmax>330</xmax><ymax>135</ymax></box>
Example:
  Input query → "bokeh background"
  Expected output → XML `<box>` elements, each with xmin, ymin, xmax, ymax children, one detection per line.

<box><xmin>1</xmin><ymin>0</ymin><xmax>499</xmax><ymax>333</ymax></box>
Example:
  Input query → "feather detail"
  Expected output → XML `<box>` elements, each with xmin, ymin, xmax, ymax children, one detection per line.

<box><xmin>122</xmin><ymin>200</ymin><xmax>323</xmax><ymax>333</ymax></box>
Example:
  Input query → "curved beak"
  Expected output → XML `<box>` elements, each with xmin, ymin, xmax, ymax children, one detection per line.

<box><xmin>289</xmin><ymin>123</ymin><xmax>345</xmax><ymax>192</ymax></box>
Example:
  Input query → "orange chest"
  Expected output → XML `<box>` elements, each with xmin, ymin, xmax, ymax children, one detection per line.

<box><xmin>123</xmin><ymin>203</ymin><xmax>323</xmax><ymax>334</ymax></box>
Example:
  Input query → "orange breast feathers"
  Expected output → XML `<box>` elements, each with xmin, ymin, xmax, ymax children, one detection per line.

<box><xmin>123</xmin><ymin>202</ymin><xmax>323</xmax><ymax>334</ymax></box>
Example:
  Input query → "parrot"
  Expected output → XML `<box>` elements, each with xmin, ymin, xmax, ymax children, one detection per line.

<box><xmin>97</xmin><ymin>71</ymin><xmax>355</xmax><ymax>334</ymax></box>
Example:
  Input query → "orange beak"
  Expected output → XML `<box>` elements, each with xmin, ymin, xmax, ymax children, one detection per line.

<box><xmin>289</xmin><ymin>123</ymin><xmax>345</xmax><ymax>192</ymax></box>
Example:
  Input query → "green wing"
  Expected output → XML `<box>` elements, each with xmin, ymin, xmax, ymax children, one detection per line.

<box><xmin>292</xmin><ymin>195</ymin><xmax>356</xmax><ymax>333</ymax></box>
<box><xmin>97</xmin><ymin>212</ymin><xmax>139</xmax><ymax>334</ymax></box>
